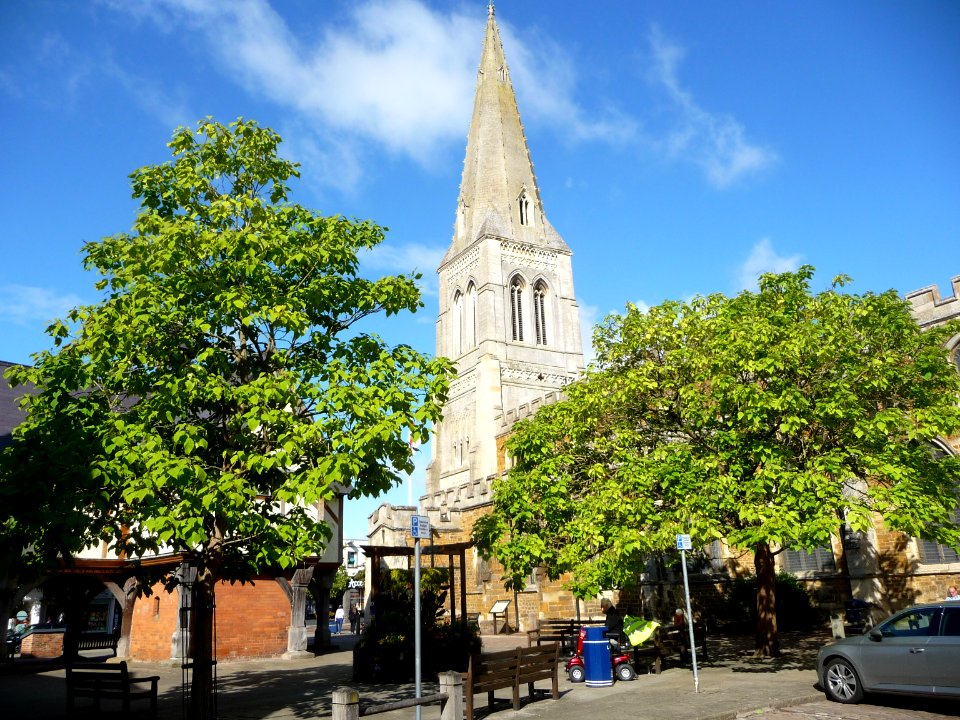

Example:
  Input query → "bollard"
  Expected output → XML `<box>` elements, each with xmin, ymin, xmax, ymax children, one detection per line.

<box><xmin>830</xmin><ymin>614</ymin><xmax>845</xmax><ymax>639</ymax></box>
<box><xmin>438</xmin><ymin>671</ymin><xmax>464</xmax><ymax>720</ymax></box>
<box><xmin>332</xmin><ymin>687</ymin><xmax>360</xmax><ymax>720</ymax></box>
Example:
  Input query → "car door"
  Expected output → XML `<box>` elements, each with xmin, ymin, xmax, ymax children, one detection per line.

<box><xmin>927</xmin><ymin>604</ymin><xmax>960</xmax><ymax>695</ymax></box>
<box><xmin>860</xmin><ymin>606</ymin><xmax>938</xmax><ymax>693</ymax></box>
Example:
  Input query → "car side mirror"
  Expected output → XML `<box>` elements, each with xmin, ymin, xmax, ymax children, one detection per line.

<box><xmin>868</xmin><ymin>628</ymin><xmax>882</xmax><ymax>642</ymax></box>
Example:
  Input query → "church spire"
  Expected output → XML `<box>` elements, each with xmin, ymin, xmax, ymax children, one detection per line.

<box><xmin>446</xmin><ymin>4</ymin><xmax>568</xmax><ymax>260</ymax></box>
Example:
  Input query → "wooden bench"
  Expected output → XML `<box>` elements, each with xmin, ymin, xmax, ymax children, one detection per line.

<box><xmin>65</xmin><ymin>661</ymin><xmax>160</xmax><ymax>717</ymax></box>
<box><xmin>663</xmin><ymin>619</ymin><xmax>708</xmax><ymax>666</ymax></box>
<box><xmin>525</xmin><ymin>618</ymin><xmax>577</xmax><ymax>653</ymax></box>
<box><xmin>627</xmin><ymin>631</ymin><xmax>668</xmax><ymax>675</ymax></box>
<box><xmin>77</xmin><ymin>631</ymin><xmax>120</xmax><ymax>655</ymax></box>
<box><xmin>463</xmin><ymin>642</ymin><xmax>560</xmax><ymax>720</ymax></box>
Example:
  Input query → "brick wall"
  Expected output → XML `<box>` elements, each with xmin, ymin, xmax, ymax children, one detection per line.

<box><xmin>129</xmin><ymin>582</ymin><xmax>180</xmax><ymax>661</ymax></box>
<box><xmin>129</xmin><ymin>578</ymin><xmax>290</xmax><ymax>661</ymax></box>
<box><xmin>19</xmin><ymin>630</ymin><xmax>63</xmax><ymax>658</ymax></box>
<box><xmin>215</xmin><ymin>580</ymin><xmax>288</xmax><ymax>659</ymax></box>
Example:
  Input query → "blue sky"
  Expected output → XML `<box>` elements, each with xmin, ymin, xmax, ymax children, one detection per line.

<box><xmin>1</xmin><ymin>0</ymin><xmax>958</xmax><ymax>540</ymax></box>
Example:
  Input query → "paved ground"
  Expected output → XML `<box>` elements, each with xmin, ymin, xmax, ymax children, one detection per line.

<box><xmin>739</xmin><ymin>697</ymin><xmax>960</xmax><ymax>720</ymax></box>
<box><xmin>2</xmin><ymin>630</ymin><xmax>950</xmax><ymax>720</ymax></box>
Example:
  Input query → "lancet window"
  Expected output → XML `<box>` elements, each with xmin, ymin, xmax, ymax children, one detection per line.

<box><xmin>465</xmin><ymin>282</ymin><xmax>477</xmax><ymax>349</ymax></box>
<box><xmin>518</xmin><ymin>190</ymin><xmax>530</xmax><ymax>226</ymax></box>
<box><xmin>452</xmin><ymin>290</ymin><xmax>463</xmax><ymax>355</ymax></box>
<box><xmin>510</xmin><ymin>277</ymin><xmax>524</xmax><ymax>341</ymax></box>
<box><xmin>533</xmin><ymin>281</ymin><xmax>548</xmax><ymax>345</ymax></box>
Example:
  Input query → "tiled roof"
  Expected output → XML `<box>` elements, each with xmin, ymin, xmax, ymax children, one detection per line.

<box><xmin>0</xmin><ymin>360</ymin><xmax>36</xmax><ymax>449</ymax></box>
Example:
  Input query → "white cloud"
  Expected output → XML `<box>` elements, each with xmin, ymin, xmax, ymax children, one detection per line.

<box><xmin>105</xmin><ymin>0</ymin><xmax>627</xmax><ymax>192</ymax></box>
<box><xmin>501</xmin><ymin>25</ymin><xmax>635</xmax><ymax>144</ymax></box>
<box><xmin>140</xmin><ymin>0</ymin><xmax>479</xmax><ymax>177</ymax></box>
<box><xmin>0</xmin><ymin>285</ymin><xmax>83</xmax><ymax>326</ymax></box>
<box><xmin>101</xmin><ymin>59</ymin><xmax>192</xmax><ymax>133</ymax></box>
<box><xmin>737</xmin><ymin>238</ymin><xmax>803</xmax><ymax>290</ymax></box>
<box><xmin>647</xmin><ymin>26</ymin><xmax>778</xmax><ymax>188</ymax></box>
<box><xmin>362</xmin><ymin>242</ymin><xmax>446</xmax><ymax>297</ymax></box>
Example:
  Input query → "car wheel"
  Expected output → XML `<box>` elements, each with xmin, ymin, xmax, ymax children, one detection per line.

<box><xmin>615</xmin><ymin>662</ymin><xmax>636</xmax><ymax>681</ymax></box>
<box><xmin>568</xmin><ymin>665</ymin><xmax>585</xmax><ymax>683</ymax></box>
<box><xmin>823</xmin><ymin>657</ymin><xmax>863</xmax><ymax>704</ymax></box>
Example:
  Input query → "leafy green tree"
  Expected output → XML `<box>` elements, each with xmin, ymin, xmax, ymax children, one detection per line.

<box><xmin>330</xmin><ymin>565</ymin><xmax>350</xmax><ymax>606</ymax></box>
<box><xmin>475</xmin><ymin>267</ymin><xmax>960</xmax><ymax>656</ymax></box>
<box><xmin>0</xmin><ymin>368</ymin><xmax>112</xmax><ymax>661</ymax></box>
<box><xmin>9</xmin><ymin>118</ymin><xmax>452</xmax><ymax>717</ymax></box>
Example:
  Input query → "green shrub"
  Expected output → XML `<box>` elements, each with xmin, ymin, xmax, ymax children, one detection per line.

<box><xmin>722</xmin><ymin>572</ymin><xmax>820</xmax><ymax>632</ymax></box>
<box><xmin>353</xmin><ymin>568</ymin><xmax>481</xmax><ymax>682</ymax></box>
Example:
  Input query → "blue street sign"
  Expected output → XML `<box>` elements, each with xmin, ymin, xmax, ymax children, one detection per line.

<box><xmin>411</xmin><ymin>514</ymin><xmax>431</xmax><ymax>539</ymax></box>
<box><xmin>676</xmin><ymin>534</ymin><xmax>692</xmax><ymax>551</ymax></box>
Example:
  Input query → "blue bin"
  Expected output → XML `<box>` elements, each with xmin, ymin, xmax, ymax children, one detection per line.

<box><xmin>583</xmin><ymin>624</ymin><xmax>613</xmax><ymax>687</ymax></box>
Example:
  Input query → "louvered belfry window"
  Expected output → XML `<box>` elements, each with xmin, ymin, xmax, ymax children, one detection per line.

<box><xmin>534</xmin><ymin>281</ymin><xmax>547</xmax><ymax>345</ymax></box>
<box><xmin>511</xmin><ymin>278</ymin><xmax>524</xmax><ymax>341</ymax></box>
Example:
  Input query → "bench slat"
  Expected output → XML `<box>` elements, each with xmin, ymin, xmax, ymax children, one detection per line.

<box><xmin>65</xmin><ymin>661</ymin><xmax>159</xmax><ymax>718</ymax></box>
<box><xmin>464</xmin><ymin>642</ymin><xmax>559</xmax><ymax>720</ymax></box>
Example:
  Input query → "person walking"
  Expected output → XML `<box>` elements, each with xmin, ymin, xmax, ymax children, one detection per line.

<box><xmin>354</xmin><ymin>601</ymin><xmax>363</xmax><ymax>634</ymax></box>
<box><xmin>335</xmin><ymin>605</ymin><xmax>345</xmax><ymax>633</ymax></box>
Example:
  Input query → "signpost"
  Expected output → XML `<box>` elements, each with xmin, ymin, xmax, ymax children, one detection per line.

<box><xmin>411</xmin><ymin>515</ymin><xmax>431</xmax><ymax>720</ymax></box>
<box><xmin>676</xmin><ymin>533</ymin><xmax>700</xmax><ymax>693</ymax></box>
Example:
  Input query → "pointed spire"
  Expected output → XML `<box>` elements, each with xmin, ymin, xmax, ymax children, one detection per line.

<box><xmin>446</xmin><ymin>5</ymin><xmax>569</xmax><ymax>261</ymax></box>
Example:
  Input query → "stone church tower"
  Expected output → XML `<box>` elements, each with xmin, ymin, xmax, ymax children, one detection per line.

<box><xmin>367</xmin><ymin>5</ymin><xmax>588</xmax><ymax>625</ymax></box>
<box><xmin>427</xmin><ymin>4</ymin><xmax>584</xmax><ymax>499</ymax></box>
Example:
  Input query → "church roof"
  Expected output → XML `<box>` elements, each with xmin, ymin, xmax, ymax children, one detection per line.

<box><xmin>444</xmin><ymin>4</ymin><xmax>570</xmax><ymax>265</ymax></box>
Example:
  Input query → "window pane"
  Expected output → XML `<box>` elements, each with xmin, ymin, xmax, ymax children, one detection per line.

<box><xmin>881</xmin><ymin>608</ymin><xmax>940</xmax><ymax>637</ymax></box>
<box><xmin>782</xmin><ymin>546</ymin><xmax>835</xmax><ymax>573</ymax></box>
<box><xmin>941</xmin><ymin>607</ymin><xmax>960</xmax><ymax>637</ymax></box>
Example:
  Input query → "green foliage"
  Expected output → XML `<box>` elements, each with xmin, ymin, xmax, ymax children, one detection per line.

<box><xmin>330</xmin><ymin>566</ymin><xmax>350</xmax><ymax>603</ymax></box>
<box><xmin>722</xmin><ymin>573</ymin><xmax>821</xmax><ymax>632</ymax></box>
<box><xmin>353</xmin><ymin>568</ymin><xmax>480</xmax><ymax>682</ymax></box>
<box><xmin>0</xmin><ymin>363</ymin><xmax>115</xmax><ymax>658</ymax></box>
<box><xmin>10</xmin><ymin>116</ymin><xmax>453</xmax><ymax>586</ymax></box>
<box><xmin>475</xmin><ymin>267</ymin><xmax>960</xmax><ymax>651</ymax></box>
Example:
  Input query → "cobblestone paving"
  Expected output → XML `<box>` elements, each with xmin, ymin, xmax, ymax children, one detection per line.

<box><xmin>738</xmin><ymin>697</ymin><xmax>960</xmax><ymax>720</ymax></box>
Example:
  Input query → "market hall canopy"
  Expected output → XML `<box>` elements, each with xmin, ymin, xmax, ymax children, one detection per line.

<box><xmin>365</xmin><ymin>541</ymin><xmax>474</xmax><ymax>624</ymax></box>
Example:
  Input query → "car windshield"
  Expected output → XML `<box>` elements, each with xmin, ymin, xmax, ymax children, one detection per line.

<box><xmin>879</xmin><ymin>607</ymin><xmax>941</xmax><ymax>637</ymax></box>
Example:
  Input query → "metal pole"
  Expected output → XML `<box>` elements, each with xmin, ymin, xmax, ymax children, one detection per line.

<box><xmin>679</xmin><ymin>548</ymin><xmax>700</xmax><ymax>693</ymax></box>
<box><xmin>415</xmin><ymin>536</ymin><xmax>422</xmax><ymax>720</ymax></box>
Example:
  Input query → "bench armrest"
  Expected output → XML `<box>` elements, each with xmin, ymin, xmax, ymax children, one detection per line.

<box><xmin>128</xmin><ymin>676</ymin><xmax>160</xmax><ymax>686</ymax></box>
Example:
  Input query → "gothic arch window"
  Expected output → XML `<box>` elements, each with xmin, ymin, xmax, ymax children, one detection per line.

<box><xmin>518</xmin><ymin>189</ymin><xmax>531</xmax><ymax>227</ymax></box>
<box><xmin>533</xmin><ymin>280</ymin><xmax>548</xmax><ymax>345</ymax></box>
<box><xmin>465</xmin><ymin>282</ymin><xmax>477</xmax><ymax>350</ymax></box>
<box><xmin>916</xmin><ymin>441</ymin><xmax>960</xmax><ymax>565</ymax></box>
<box><xmin>452</xmin><ymin>290</ymin><xmax>463</xmax><ymax>355</ymax></box>
<box><xmin>510</xmin><ymin>276</ymin><xmax>525</xmax><ymax>341</ymax></box>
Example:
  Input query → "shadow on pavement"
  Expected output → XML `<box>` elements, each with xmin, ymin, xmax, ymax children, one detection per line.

<box><xmin>695</xmin><ymin>630</ymin><xmax>827</xmax><ymax>673</ymax></box>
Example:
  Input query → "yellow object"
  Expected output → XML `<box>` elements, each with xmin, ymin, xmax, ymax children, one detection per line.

<box><xmin>623</xmin><ymin>616</ymin><xmax>660</xmax><ymax>647</ymax></box>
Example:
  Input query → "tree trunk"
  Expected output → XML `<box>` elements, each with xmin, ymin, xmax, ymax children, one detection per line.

<box><xmin>188</xmin><ymin>573</ymin><xmax>217</xmax><ymax>720</ymax></box>
<box><xmin>835</xmin><ymin>518</ymin><xmax>855</xmax><ymax>601</ymax></box>
<box><xmin>61</xmin><ymin>578</ymin><xmax>102</xmax><ymax>662</ymax></box>
<box><xmin>753</xmin><ymin>543</ymin><xmax>780</xmax><ymax>657</ymax></box>
<box><xmin>0</xmin><ymin>583</ymin><xmax>18</xmax><ymax>662</ymax></box>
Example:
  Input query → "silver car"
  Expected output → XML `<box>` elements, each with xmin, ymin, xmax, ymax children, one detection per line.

<box><xmin>817</xmin><ymin>601</ymin><xmax>960</xmax><ymax>703</ymax></box>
